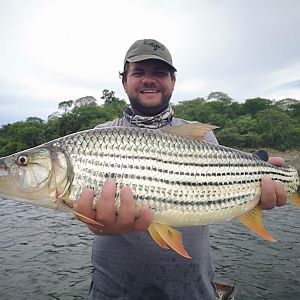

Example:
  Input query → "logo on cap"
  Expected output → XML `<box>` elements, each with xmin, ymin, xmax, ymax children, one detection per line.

<box><xmin>144</xmin><ymin>39</ymin><xmax>165</xmax><ymax>52</ymax></box>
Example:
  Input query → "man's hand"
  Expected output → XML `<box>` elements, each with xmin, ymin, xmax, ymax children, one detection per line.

<box><xmin>76</xmin><ymin>179</ymin><xmax>152</xmax><ymax>235</ymax></box>
<box><xmin>260</xmin><ymin>156</ymin><xmax>287</xmax><ymax>209</ymax></box>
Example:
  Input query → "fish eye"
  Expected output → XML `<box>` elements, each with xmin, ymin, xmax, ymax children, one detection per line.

<box><xmin>17</xmin><ymin>155</ymin><xmax>29</xmax><ymax>166</ymax></box>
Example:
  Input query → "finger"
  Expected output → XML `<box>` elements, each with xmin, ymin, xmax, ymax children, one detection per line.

<box><xmin>268</xmin><ymin>156</ymin><xmax>284</xmax><ymax>167</ymax></box>
<box><xmin>94</xmin><ymin>179</ymin><xmax>117</xmax><ymax>226</ymax></box>
<box><xmin>274</xmin><ymin>180</ymin><xmax>287</xmax><ymax>207</ymax></box>
<box><xmin>134</xmin><ymin>205</ymin><xmax>153</xmax><ymax>231</ymax></box>
<box><xmin>260</xmin><ymin>177</ymin><xmax>276</xmax><ymax>210</ymax></box>
<box><xmin>116</xmin><ymin>186</ymin><xmax>136</xmax><ymax>230</ymax></box>
<box><xmin>76</xmin><ymin>189</ymin><xmax>96</xmax><ymax>220</ymax></box>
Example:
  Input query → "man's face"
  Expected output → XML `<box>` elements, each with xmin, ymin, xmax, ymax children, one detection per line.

<box><xmin>122</xmin><ymin>60</ymin><xmax>176</xmax><ymax>116</ymax></box>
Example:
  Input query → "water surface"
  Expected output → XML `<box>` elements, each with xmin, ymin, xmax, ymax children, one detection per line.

<box><xmin>0</xmin><ymin>197</ymin><xmax>299</xmax><ymax>299</ymax></box>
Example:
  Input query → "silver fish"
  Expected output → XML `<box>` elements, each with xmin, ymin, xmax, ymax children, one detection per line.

<box><xmin>0</xmin><ymin>124</ymin><xmax>299</xmax><ymax>258</ymax></box>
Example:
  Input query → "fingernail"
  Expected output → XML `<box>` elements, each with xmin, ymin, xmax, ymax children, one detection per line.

<box><xmin>104</xmin><ymin>179</ymin><xmax>116</xmax><ymax>187</ymax></box>
<box><xmin>81</xmin><ymin>189</ymin><xmax>94</xmax><ymax>198</ymax></box>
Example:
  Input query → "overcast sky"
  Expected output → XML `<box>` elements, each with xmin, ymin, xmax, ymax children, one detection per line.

<box><xmin>1</xmin><ymin>0</ymin><xmax>300</xmax><ymax>125</ymax></box>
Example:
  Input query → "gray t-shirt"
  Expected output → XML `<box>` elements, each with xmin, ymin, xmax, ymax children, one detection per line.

<box><xmin>89</xmin><ymin>116</ymin><xmax>217</xmax><ymax>300</ymax></box>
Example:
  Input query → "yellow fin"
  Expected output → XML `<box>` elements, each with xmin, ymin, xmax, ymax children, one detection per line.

<box><xmin>152</xmin><ymin>223</ymin><xmax>192</xmax><ymax>259</ymax></box>
<box><xmin>238</xmin><ymin>205</ymin><xmax>276</xmax><ymax>242</ymax></box>
<box><xmin>74</xmin><ymin>211</ymin><xmax>104</xmax><ymax>227</ymax></box>
<box><xmin>148</xmin><ymin>223</ymin><xmax>169</xmax><ymax>249</ymax></box>
<box><xmin>58</xmin><ymin>200</ymin><xmax>104</xmax><ymax>227</ymax></box>
<box><xmin>161</xmin><ymin>123</ymin><xmax>218</xmax><ymax>140</ymax></box>
<box><xmin>289</xmin><ymin>193</ymin><xmax>300</xmax><ymax>207</ymax></box>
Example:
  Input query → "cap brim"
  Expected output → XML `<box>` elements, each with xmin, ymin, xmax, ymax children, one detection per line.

<box><xmin>126</xmin><ymin>54</ymin><xmax>177</xmax><ymax>72</ymax></box>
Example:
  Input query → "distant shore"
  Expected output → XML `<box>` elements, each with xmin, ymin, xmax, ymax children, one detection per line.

<box><xmin>266</xmin><ymin>148</ymin><xmax>300</xmax><ymax>170</ymax></box>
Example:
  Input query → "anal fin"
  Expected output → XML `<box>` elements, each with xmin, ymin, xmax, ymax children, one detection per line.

<box><xmin>148</xmin><ymin>223</ymin><xmax>192</xmax><ymax>259</ymax></box>
<box><xmin>148</xmin><ymin>223</ymin><xmax>169</xmax><ymax>249</ymax></box>
<box><xmin>289</xmin><ymin>193</ymin><xmax>300</xmax><ymax>207</ymax></box>
<box><xmin>238</xmin><ymin>205</ymin><xmax>275</xmax><ymax>241</ymax></box>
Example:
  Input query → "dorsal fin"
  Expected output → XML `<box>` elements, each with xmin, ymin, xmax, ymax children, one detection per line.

<box><xmin>161</xmin><ymin>123</ymin><xmax>218</xmax><ymax>140</ymax></box>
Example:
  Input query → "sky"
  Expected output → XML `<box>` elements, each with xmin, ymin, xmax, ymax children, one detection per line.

<box><xmin>1</xmin><ymin>0</ymin><xmax>300</xmax><ymax>126</ymax></box>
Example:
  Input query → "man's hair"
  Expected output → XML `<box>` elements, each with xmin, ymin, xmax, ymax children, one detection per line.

<box><xmin>119</xmin><ymin>62</ymin><xmax>130</xmax><ymax>80</ymax></box>
<box><xmin>119</xmin><ymin>62</ymin><xmax>176</xmax><ymax>80</ymax></box>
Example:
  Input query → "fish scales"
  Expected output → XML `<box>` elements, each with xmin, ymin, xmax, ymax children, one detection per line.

<box><xmin>49</xmin><ymin>126</ymin><xmax>299</xmax><ymax>226</ymax></box>
<box><xmin>1</xmin><ymin>125</ymin><xmax>300</xmax><ymax>258</ymax></box>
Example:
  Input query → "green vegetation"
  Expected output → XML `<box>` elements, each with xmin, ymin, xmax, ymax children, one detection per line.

<box><xmin>0</xmin><ymin>90</ymin><xmax>299</xmax><ymax>156</ymax></box>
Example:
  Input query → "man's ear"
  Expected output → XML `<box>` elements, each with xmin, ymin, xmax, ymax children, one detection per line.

<box><xmin>122</xmin><ymin>77</ymin><xmax>128</xmax><ymax>93</ymax></box>
<box><xmin>171</xmin><ymin>73</ymin><xmax>176</xmax><ymax>89</ymax></box>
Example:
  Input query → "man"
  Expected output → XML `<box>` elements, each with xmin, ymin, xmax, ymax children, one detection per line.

<box><xmin>77</xmin><ymin>39</ymin><xmax>287</xmax><ymax>299</ymax></box>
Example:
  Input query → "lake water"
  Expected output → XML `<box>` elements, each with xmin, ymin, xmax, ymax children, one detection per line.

<box><xmin>0</xmin><ymin>197</ymin><xmax>299</xmax><ymax>300</ymax></box>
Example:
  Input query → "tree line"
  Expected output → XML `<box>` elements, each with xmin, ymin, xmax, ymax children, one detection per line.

<box><xmin>0</xmin><ymin>90</ymin><xmax>299</xmax><ymax>157</ymax></box>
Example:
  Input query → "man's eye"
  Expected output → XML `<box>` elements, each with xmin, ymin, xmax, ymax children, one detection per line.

<box><xmin>155</xmin><ymin>71</ymin><xmax>168</xmax><ymax>76</ymax></box>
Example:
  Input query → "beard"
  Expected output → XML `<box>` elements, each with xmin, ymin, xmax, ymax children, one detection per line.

<box><xmin>128</xmin><ymin>93</ymin><xmax>172</xmax><ymax>116</ymax></box>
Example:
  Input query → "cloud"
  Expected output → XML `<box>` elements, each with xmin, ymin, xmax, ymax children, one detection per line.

<box><xmin>0</xmin><ymin>0</ymin><xmax>300</xmax><ymax>125</ymax></box>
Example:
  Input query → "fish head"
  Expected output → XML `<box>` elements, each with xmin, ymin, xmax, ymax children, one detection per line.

<box><xmin>0</xmin><ymin>146</ymin><xmax>72</xmax><ymax>209</ymax></box>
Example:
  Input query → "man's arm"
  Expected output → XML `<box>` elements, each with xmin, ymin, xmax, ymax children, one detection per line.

<box><xmin>76</xmin><ymin>157</ymin><xmax>287</xmax><ymax>235</ymax></box>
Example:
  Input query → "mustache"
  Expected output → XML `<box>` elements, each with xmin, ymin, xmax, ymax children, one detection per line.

<box><xmin>138</xmin><ymin>85</ymin><xmax>161</xmax><ymax>92</ymax></box>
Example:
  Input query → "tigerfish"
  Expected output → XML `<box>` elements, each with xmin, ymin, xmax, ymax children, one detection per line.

<box><xmin>0</xmin><ymin>124</ymin><xmax>299</xmax><ymax>259</ymax></box>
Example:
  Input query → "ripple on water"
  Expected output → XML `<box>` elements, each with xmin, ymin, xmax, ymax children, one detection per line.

<box><xmin>1</xmin><ymin>198</ymin><xmax>300</xmax><ymax>299</ymax></box>
<box><xmin>211</xmin><ymin>203</ymin><xmax>300</xmax><ymax>300</ymax></box>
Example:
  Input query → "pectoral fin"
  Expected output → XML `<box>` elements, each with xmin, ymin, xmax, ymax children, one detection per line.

<box><xmin>58</xmin><ymin>199</ymin><xmax>104</xmax><ymax>227</ymax></box>
<box><xmin>238</xmin><ymin>205</ymin><xmax>276</xmax><ymax>241</ymax></box>
<box><xmin>73</xmin><ymin>210</ymin><xmax>104</xmax><ymax>227</ymax></box>
<box><xmin>148</xmin><ymin>223</ymin><xmax>192</xmax><ymax>259</ymax></box>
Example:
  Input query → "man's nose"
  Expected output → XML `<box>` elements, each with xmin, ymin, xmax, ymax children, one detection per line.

<box><xmin>141</xmin><ymin>72</ymin><xmax>156</xmax><ymax>83</ymax></box>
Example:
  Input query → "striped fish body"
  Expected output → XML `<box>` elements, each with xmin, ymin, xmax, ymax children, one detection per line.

<box><xmin>1</xmin><ymin>125</ymin><xmax>300</xmax><ymax>258</ymax></box>
<box><xmin>51</xmin><ymin>126</ymin><xmax>299</xmax><ymax>227</ymax></box>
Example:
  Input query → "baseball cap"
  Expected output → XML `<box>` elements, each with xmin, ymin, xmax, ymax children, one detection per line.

<box><xmin>124</xmin><ymin>39</ymin><xmax>177</xmax><ymax>72</ymax></box>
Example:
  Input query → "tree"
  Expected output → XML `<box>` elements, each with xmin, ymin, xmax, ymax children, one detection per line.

<box><xmin>274</xmin><ymin>98</ymin><xmax>299</xmax><ymax>112</ymax></box>
<box><xmin>1</xmin><ymin>91</ymin><xmax>299</xmax><ymax>157</ymax></box>
<box><xmin>235</xmin><ymin>115</ymin><xmax>258</xmax><ymax>134</ymax></box>
<box><xmin>0</xmin><ymin>141</ymin><xmax>28</xmax><ymax>156</ymax></box>
<box><xmin>74</xmin><ymin>96</ymin><xmax>97</xmax><ymax>107</ymax></box>
<box><xmin>101</xmin><ymin>89</ymin><xmax>120</xmax><ymax>104</ymax></box>
<box><xmin>173</xmin><ymin>98</ymin><xmax>206</xmax><ymax>121</ymax></box>
<box><xmin>26</xmin><ymin>117</ymin><xmax>45</xmax><ymax>124</ymax></box>
<box><xmin>58</xmin><ymin>100</ymin><xmax>74</xmax><ymax>114</ymax></box>
<box><xmin>207</xmin><ymin>91</ymin><xmax>233</xmax><ymax>106</ymax></box>
<box><xmin>256</xmin><ymin>109</ymin><xmax>296</xmax><ymax>150</ymax></box>
<box><xmin>102</xmin><ymin>98</ymin><xmax>128</xmax><ymax>121</ymax></box>
<box><xmin>243</xmin><ymin>98</ymin><xmax>272</xmax><ymax>115</ymax></box>
<box><xmin>215</xmin><ymin>127</ymin><xmax>242</xmax><ymax>148</ymax></box>
<box><xmin>48</xmin><ymin>111</ymin><xmax>60</xmax><ymax>121</ymax></box>
<box><xmin>290</xmin><ymin>101</ymin><xmax>300</xmax><ymax>119</ymax></box>
<box><xmin>15</xmin><ymin>125</ymin><xmax>44</xmax><ymax>147</ymax></box>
